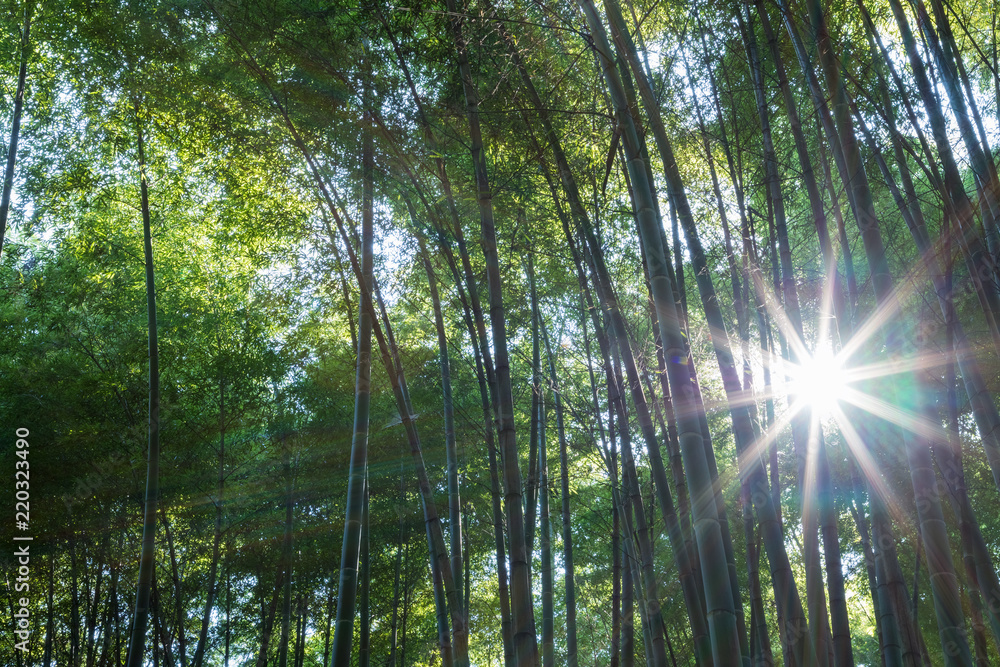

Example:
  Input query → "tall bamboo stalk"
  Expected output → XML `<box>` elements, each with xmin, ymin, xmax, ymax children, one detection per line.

<box><xmin>443</xmin><ymin>3</ymin><xmax>536</xmax><ymax>663</ymax></box>
<box><xmin>124</xmin><ymin>106</ymin><xmax>160</xmax><ymax>667</ymax></box>
<box><xmin>419</xmin><ymin>233</ymin><xmax>463</xmax><ymax>621</ymax></box>
<box><xmin>508</xmin><ymin>14</ymin><xmax>712</xmax><ymax>661</ymax></box>
<box><xmin>0</xmin><ymin>0</ymin><xmax>31</xmax><ymax>259</ymax></box>
<box><xmin>329</xmin><ymin>63</ymin><xmax>374</xmax><ymax>663</ymax></box>
<box><xmin>279</xmin><ymin>438</ymin><xmax>293</xmax><ymax>667</ymax></box>
<box><xmin>740</xmin><ymin>9</ymin><xmax>846</xmax><ymax>665</ymax></box>
<box><xmin>577</xmin><ymin>2</ymin><xmax>742</xmax><ymax>662</ymax></box>
<box><xmin>807</xmin><ymin>0</ymin><xmax>973</xmax><ymax>662</ymax></box>
<box><xmin>541</xmin><ymin>316</ymin><xmax>579</xmax><ymax>667</ymax></box>
<box><xmin>538</xmin><ymin>374</ymin><xmax>554</xmax><ymax>667</ymax></box>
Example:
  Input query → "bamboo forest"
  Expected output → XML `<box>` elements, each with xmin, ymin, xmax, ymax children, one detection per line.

<box><xmin>8</xmin><ymin>0</ymin><xmax>1000</xmax><ymax>665</ymax></box>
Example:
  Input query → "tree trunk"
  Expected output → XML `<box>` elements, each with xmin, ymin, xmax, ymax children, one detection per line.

<box><xmin>541</xmin><ymin>318</ymin><xmax>579</xmax><ymax>667</ymax></box>
<box><xmin>387</xmin><ymin>468</ymin><xmax>405</xmax><ymax>667</ymax></box>
<box><xmin>86</xmin><ymin>534</ymin><xmax>108</xmax><ymax>667</ymax></box>
<box><xmin>538</xmin><ymin>375</ymin><xmax>554</xmax><ymax>667</ymax></box>
<box><xmin>400</xmin><ymin>542</ymin><xmax>410</xmax><ymax>667</ymax></box>
<box><xmin>192</xmin><ymin>377</ymin><xmax>226</xmax><ymax>667</ymax></box>
<box><xmin>0</xmin><ymin>0</ymin><xmax>31</xmax><ymax>259</ymax></box>
<box><xmin>419</xmin><ymin>235</ymin><xmax>463</xmax><ymax>625</ymax></box>
<box><xmin>443</xmin><ymin>2</ymin><xmax>535</xmax><ymax>663</ymax></box>
<box><xmin>330</xmin><ymin>49</ymin><xmax>375</xmax><ymax>663</ymax></box>
<box><xmin>359</xmin><ymin>488</ymin><xmax>371</xmax><ymax>667</ymax></box>
<box><xmin>322</xmin><ymin>575</ymin><xmax>334</xmax><ymax>667</ymax></box>
<box><xmin>43</xmin><ymin>549</ymin><xmax>55</xmax><ymax>667</ymax></box>
<box><xmin>125</xmin><ymin>106</ymin><xmax>161</xmax><ymax>667</ymax></box>
<box><xmin>525</xmin><ymin>248</ymin><xmax>541</xmax><ymax>565</ymax></box>
<box><xmin>160</xmin><ymin>509</ymin><xmax>187</xmax><ymax>667</ymax></box>
<box><xmin>427</xmin><ymin>511</ymin><xmax>454</xmax><ymax>667</ymax></box>
<box><xmin>294</xmin><ymin>593</ymin><xmax>308</xmax><ymax>667</ymax></box>
<box><xmin>278</xmin><ymin>440</ymin><xmax>294</xmax><ymax>667</ymax></box>
<box><xmin>151</xmin><ymin>575</ymin><xmax>175</xmax><ymax>667</ymax></box>
<box><xmin>623</xmin><ymin>546</ymin><xmax>634</xmax><ymax>667</ymax></box>
<box><xmin>741</xmin><ymin>8</ymin><xmax>844</xmax><ymax>666</ymax></box>
<box><xmin>255</xmin><ymin>566</ymin><xmax>283</xmax><ymax>667</ymax></box>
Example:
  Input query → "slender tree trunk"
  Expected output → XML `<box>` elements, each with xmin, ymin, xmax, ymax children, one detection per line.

<box><xmin>193</xmin><ymin>377</ymin><xmax>225</xmax><ymax>667</ymax></box>
<box><xmin>322</xmin><ymin>575</ymin><xmax>334</xmax><ymax>667</ymax></box>
<box><xmin>256</xmin><ymin>567</ymin><xmax>283</xmax><ymax>667</ymax></box>
<box><xmin>387</xmin><ymin>470</ymin><xmax>405</xmax><ymax>667</ymax></box>
<box><xmin>541</xmin><ymin>319</ymin><xmax>578</xmax><ymax>667</ymax></box>
<box><xmin>160</xmin><ymin>509</ymin><xmax>187</xmax><ymax>667</ymax></box>
<box><xmin>443</xmin><ymin>3</ymin><xmax>535</xmax><ymax>663</ymax></box>
<box><xmin>525</xmin><ymin>249</ymin><xmax>541</xmax><ymax>562</ymax></box>
<box><xmin>125</xmin><ymin>106</ymin><xmax>160</xmax><ymax>667</ymax></box>
<box><xmin>623</xmin><ymin>547</ymin><xmax>634</xmax><ymax>667</ymax></box>
<box><xmin>294</xmin><ymin>593</ymin><xmax>308</xmax><ymax>667</ymax></box>
<box><xmin>152</xmin><ymin>576</ymin><xmax>175</xmax><ymax>667</ymax></box>
<box><xmin>224</xmin><ymin>557</ymin><xmax>230</xmax><ymax>667</ymax></box>
<box><xmin>330</xmin><ymin>50</ymin><xmax>375</xmax><ymax>663</ymax></box>
<box><xmin>400</xmin><ymin>543</ymin><xmax>410</xmax><ymax>667</ymax></box>
<box><xmin>99</xmin><ymin>547</ymin><xmax>119</xmax><ymax>667</ymax></box>
<box><xmin>427</xmin><ymin>513</ymin><xmax>454</xmax><ymax>667</ymax></box>
<box><xmin>611</xmin><ymin>436</ymin><xmax>621</xmax><ymax>667</ymax></box>
<box><xmin>0</xmin><ymin>0</ymin><xmax>31</xmax><ymax>259</ymax></box>
<box><xmin>359</xmin><ymin>488</ymin><xmax>371</xmax><ymax>667</ymax></box>
<box><xmin>538</xmin><ymin>379</ymin><xmax>554</xmax><ymax>667</ymax></box>
<box><xmin>418</xmin><ymin>236</ymin><xmax>463</xmax><ymax>624</ymax></box>
<box><xmin>43</xmin><ymin>549</ymin><xmax>55</xmax><ymax>667</ymax></box>
<box><xmin>86</xmin><ymin>535</ymin><xmax>108</xmax><ymax>667</ymax></box>
<box><xmin>278</xmin><ymin>439</ymin><xmax>294</xmax><ymax>667</ymax></box>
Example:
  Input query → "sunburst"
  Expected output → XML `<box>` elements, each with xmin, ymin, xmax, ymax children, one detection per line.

<box><xmin>785</xmin><ymin>344</ymin><xmax>850</xmax><ymax>417</ymax></box>
<box><xmin>733</xmin><ymin>244</ymin><xmax>965</xmax><ymax>545</ymax></box>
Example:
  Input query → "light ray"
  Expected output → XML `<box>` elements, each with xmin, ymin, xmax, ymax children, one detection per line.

<box><xmin>829</xmin><ymin>404</ymin><xmax>915</xmax><ymax>533</ymax></box>
<box><xmin>801</xmin><ymin>408</ymin><xmax>822</xmax><ymax>552</ymax></box>
<box><xmin>736</xmin><ymin>396</ymin><xmax>807</xmax><ymax>479</ymax></box>
<box><xmin>749</xmin><ymin>267</ymin><xmax>812</xmax><ymax>364</ymax></box>
<box><xmin>816</xmin><ymin>244</ymin><xmax>840</xmax><ymax>347</ymax></box>
<box><xmin>842</xmin><ymin>349</ymin><xmax>951</xmax><ymax>384</ymax></box>
<box><xmin>839</xmin><ymin>386</ymin><xmax>949</xmax><ymax>444</ymax></box>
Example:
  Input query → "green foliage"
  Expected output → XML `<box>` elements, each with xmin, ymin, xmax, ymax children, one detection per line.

<box><xmin>3</xmin><ymin>0</ymin><xmax>1000</xmax><ymax>665</ymax></box>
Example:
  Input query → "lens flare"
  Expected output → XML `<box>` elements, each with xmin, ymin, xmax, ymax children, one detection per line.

<box><xmin>788</xmin><ymin>347</ymin><xmax>848</xmax><ymax>416</ymax></box>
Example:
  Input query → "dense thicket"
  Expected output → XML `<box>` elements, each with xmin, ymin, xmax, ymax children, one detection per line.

<box><xmin>2</xmin><ymin>0</ymin><xmax>1000</xmax><ymax>665</ymax></box>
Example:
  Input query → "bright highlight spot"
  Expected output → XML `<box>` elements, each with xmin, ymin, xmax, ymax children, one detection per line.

<box><xmin>789</xmin><ymin>347</ymin><xmax>849</xmax><ymax>415</ymax></box>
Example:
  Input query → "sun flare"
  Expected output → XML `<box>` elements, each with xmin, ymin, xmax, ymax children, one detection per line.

<box><xmin>788</xmin><ymin>348</ymin><xmax>850</xmax><ymax>416</ymax></box>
